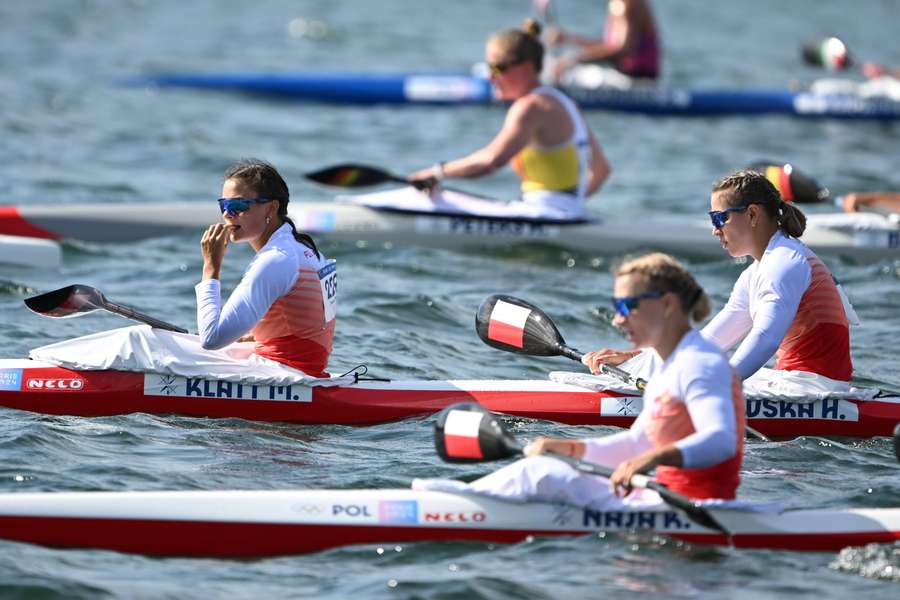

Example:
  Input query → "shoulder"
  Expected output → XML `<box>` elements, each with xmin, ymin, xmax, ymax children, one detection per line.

<box><xmin>757</xmin><ymin>237</ymin><xmax>811</xmax><ymax>283</ymax></box>
<box><xmin>673</xmin><ymin>332</ymin><xmax>731</xmax><ymax>384</ymax></box>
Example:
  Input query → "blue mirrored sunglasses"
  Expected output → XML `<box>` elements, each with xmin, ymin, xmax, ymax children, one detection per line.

<box><xmin>217</xmin><ymin>197</ymin><xmax>275</xmax><ymax>216</ymax></box>
<box><xmin>708</xmin><ymin>204</ymin><xmax>750</xmax><ymax>229</ymax></box>
<box><xmin>611</xmin><ymin>290</ymin><xmax>663</xmax><ymax>317</ymax></box>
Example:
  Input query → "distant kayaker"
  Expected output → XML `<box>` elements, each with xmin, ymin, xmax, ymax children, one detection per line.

<box><xmin>587</xmin><ymin>170</ymin><xmax>855</xmax><ymax>383</ymax></box>
<box><xmin>417</xmin><ymin>253</ymin><xmax>744</xmax><ymax>504</ymax></box>
<box><xmin>408</xmin><ymin>19</ymin><xmax>611</xmax><ymax>220</ymax></box>
<box><xmin>197</xmin><ymin>159</ymin><xmax>337</xmax><ymax>377</ymax></box>
<box><xmin>546</xmin><ymin>0</ymin><xmax>661</xmax><ymax>82</ymax></box>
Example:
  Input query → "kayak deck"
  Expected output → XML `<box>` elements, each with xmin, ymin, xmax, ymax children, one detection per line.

<box><xmin>0</xmin><ymin>489</ymin><xmax>897</xmax><ymax>557</ymax></box>
<box><xmin>0</xmin><ymin>361</ymin><xmax>897</xmax><ymax>438</ymax></box>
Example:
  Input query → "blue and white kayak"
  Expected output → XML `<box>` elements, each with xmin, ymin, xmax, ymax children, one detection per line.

<box><xmin>122</xmin><ymin>71</ymin><xmax>900</xmax><ymax>120</ymax></box>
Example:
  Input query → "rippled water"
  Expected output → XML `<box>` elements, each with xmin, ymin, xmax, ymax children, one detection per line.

<box><xmin>1</xmin><ymin>0</ymin><xmax>900</xmax><ymax>597</ymax></box>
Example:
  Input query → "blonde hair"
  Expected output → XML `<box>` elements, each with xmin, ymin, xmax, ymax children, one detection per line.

<box><xmin>616</xmin><ymin>253</ymin><xmax>711</xmax><ymax>322</ymax></box>
<box><xmin>488</xmin><ymin>18</ymin><xmax>544</xmax><ymax>72</ymax></box>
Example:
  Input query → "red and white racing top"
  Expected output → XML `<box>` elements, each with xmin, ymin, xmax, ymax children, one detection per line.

<box><xmin>702</xmin><ymin>230</ymin><xmax>852</xmax><ymax>381</ymax></box>
<box><xmin>582</xmin><ymin>330</ymin><xmax>744</xmax><ymax>500</ymax></box>
<box><xmin>196</xmin><ymin>224</ymin><xmax>337</xmax><ymax>377</ymax></box>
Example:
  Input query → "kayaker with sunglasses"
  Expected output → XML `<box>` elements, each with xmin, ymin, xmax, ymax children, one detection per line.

<box><xmin>408</xmin><ymin>19</ymin><xmax>610</xmax><ymax>220</ymax></box>
<box><xmin>196</xmin><ymin>159</ymin><xmax>337</xmax><ymax>377</ymax></box>
<box><xmin>416</xmin><ymin>253</ymin><xmax>744</xmax><ymax>503</ymax></box>
<box><xmin>586</xmin><ymin>170</ymin><xmax>855</xmax><ymax>383</ymax></box>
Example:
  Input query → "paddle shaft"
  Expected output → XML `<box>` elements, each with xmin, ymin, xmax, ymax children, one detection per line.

<box><xmin>555</xmin><ymin>342</ymin><xmax>648</xmax><ymax>391</ymax></box>
<box><xmin>503</xmin><ymin>436</ymin><xmax>729</xmax><ymax>535</ymax></box>
<box><xmin>102</xmin><ymin>299</ymin><xmax>188</xmax><ymax>334</ymax></box>
<box><xmin>558</xmin><ymin>341</ymin><xmax>771</xmax><ymax>441</ymax></box>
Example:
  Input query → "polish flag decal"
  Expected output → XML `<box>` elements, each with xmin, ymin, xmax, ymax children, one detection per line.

<box><xmin>443</xmin><ymin>409</ymin><xmax>484</xmax><ymax>459</ymax></box>
<box><xmin>487</xmin><ymin>299</ymin><xmax>531</xmax><ymax>349</ymax></box>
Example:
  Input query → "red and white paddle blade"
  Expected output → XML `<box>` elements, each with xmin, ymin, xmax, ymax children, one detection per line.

<box><xmin>434</xmin><ymin>402</ymin><xmax>519</xmax><ymax>463</ymax></box>
<box><xmin>475</xmin><ymin>294</ymin><xmax>566</xmax><ymax>356</ymax></box>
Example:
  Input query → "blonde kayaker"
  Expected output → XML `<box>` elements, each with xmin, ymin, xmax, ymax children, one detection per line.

<box><xmin>197</xmin><ymin>159</ymin><xmax>337</xmax><ymax>377</ymax></box>
<box><xmin>586</xmin><ymin>169</ymin><xmax>855</xmax><ymax>382</ymax></box>
<box><xmin>417</xmin><ymin>253</ymin><xmax>744</xmax><ymax>505</ymax></box>
<box><xmin>408</xmin><ymin>19</ymin><xmax>611</xmax><ymax>220</ymax></box>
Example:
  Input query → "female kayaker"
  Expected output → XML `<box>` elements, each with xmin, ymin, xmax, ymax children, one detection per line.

<box><xmin>586</xmin><ymin>169</ymin><xmax>854</xmax><ymax>383</ymax></box>
<box><xmin>196</xmin><ymin>159</ymin><xmax>337</xmax><ymax>377</ymax></box>
<box><xmin>416</xmin><ymin>253</ymin><xmax>744</xmax><ymax>505</ymax></box>
<box><xmin>408</xmin><ymin>19</ymin><xmax>611</xmax><ymax>220</ymax></box>
<box><xmin>546</xmin><ymin>0</ymin><xmax>661</xmax><ymax>81</ymax></box>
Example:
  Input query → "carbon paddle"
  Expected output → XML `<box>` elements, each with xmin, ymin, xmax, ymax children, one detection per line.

<box><xmin>24</xmin><ymin>284</ymin><xmax>188</xmax><ymax>333</ymax></box>
<box><xmin>304</xmin><ymin>163</ymin><xmax>502</xmax><ymax>200</ymax></box>
<box><xmin>434</xmin><ymin>402</ymin><xmax>731</xmax><ymax>535</ymax></box>
<box><xmin>475</xmin><ymin>294</ymin><xmax>771</xmax><ymax>441</ymax></box>
<box><xmin>475</xmin><ymin>294</ymin><xmax>647</xmax><ymax>390</ymax></box>
<box><xmin>894</xmin><ymin>423</ymin><xmax>900</xmax><ymax>463</ymax></box>
<box><xmin>305</xmin><ymin>164</ymin><xmax>414</xmax><ymax>188</ymax></box>
<box><xmin>746</xmin><ymin>161</ymin><xmax>831</xmax><ymax>204</ymax></box>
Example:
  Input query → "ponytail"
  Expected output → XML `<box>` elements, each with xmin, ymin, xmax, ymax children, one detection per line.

<box><xmin>778</xmin><ymin>200</ymin><xmax>807</xmax><ymax>238</ymax></box>
<box><xmin>283</xmin><ymin>215</ymin><xmax>320</xmax><ymax>258</ymax></box>
<box><xmin>713</xmin><ymin>169</ymin><xmax>808</xmax><ymax>238</ymax></box>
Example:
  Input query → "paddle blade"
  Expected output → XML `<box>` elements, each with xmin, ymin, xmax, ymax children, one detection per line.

<box><xmin>475</xmin><ymin>294</ymin><xmax>573</xmax><ymax>357</ymax></box>
<box><xmin>894</xmin><ymin>423</ymin><xmax>900</xmax><ymax>463</ymax></box>
<box><xmin>24</xmin><ymin>284</ymin><xmax>104</xmax><ymax>318</ymax></box>
<box><xmin>748</xmin><ymin>161</ymin><xmax>831</xmax><ymax>204</ymax></box>
<box><xmin>434</xmin><ymin>402</ymin><xmax>522</xmax><ymax>463</ymax></box>
<box><xmin>801</xmin><ymin>37</ymin><xmax>852</xmax><ymax>70</ymax></box>
<box><xmin>304</xmin><ymin>164</ymin><xmax>397</xmax><ymax>188</ymax></box>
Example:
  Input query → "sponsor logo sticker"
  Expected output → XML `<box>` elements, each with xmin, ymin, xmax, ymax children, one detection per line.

<box><xmin>25</xmin><ymin>377</ymin><xmax>85</xmax><ymax>391</ymax></box>
<box><xmin>0</xmin><ymin>369</ymin><xmax>22</xmax><ymax>391</ymax></box>
<box><xmin>379</xmin><ymin>500</ymin><xmax>418</xmax><ymax>524</ymax></box>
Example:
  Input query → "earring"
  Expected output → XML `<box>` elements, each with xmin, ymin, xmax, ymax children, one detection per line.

<box><xmin>266</xmin><ymin>216</ymin><xmax>271</xmax><ymax>224</ymax></box>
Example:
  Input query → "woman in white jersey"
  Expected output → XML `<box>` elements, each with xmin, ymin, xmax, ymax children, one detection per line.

<box><xmin>408</xmin><ymin>19</ymin><xmax>611</xmax><ymax>220</ymax></box>
<box><xmin>197</xmin><ymin>159</ymin><xmax>337</xmax><ymax>377</ymax></box>
<box><xmin>585</xmin><ymin>170</ymin><xmax>853</xmax><ymax>383</ymax></box>
<box><xmin>416</xmin><ymin>253</ymin><xmax>744</xmax><ymax>505</ymax></box>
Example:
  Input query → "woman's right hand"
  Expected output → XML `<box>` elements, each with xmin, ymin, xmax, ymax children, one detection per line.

<box><xmin>545</xmin><ymin>26</ymin><xmax>566</xmax><ymax>46</ymax></box>
<box><xmin>200</xmin><ymin>223</ymin><xmax>230</xmax><ymax>280</ymax></box>
<box><xmin>581</xmin><ymin>348</ymin><xmax>638</xmax><ymax>374</ymax></box>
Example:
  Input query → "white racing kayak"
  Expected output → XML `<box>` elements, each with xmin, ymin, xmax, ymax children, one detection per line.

<box><xmin>0</xmin><ymin>488</ymin><xmax>897</xmax><ymax>557</ymax></box>
<box><xmin>1</xmin><ymin>189</ymin><xmax>898</xmax><ymax>260</ymax></box>
<box><xmin>0</xmin><ymin>234</ymin><xmax>61</xmax><ymax>269</ymax></box>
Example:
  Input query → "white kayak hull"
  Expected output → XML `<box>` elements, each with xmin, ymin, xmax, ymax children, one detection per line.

<box><xmin>1</xmin><ymin>195</ymin><xmax>898</xmax><ymax>261</ymax></box>
<box><xmin>0</xmin><ymin>488</ymin><xmax>897</xmax><ymax>557</ymax></box>
<box><xmin>0</xmin><ymin>234</ymin><xmax>61</xmax><ymax>269</ymax></box>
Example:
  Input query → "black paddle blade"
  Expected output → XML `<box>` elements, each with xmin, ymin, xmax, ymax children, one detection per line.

<box><xmin>304</xmin><ymin>164</ymin><xmax>396</xmax><ymax>188</ymax></box>
<box><xmin>894</xmin><ymin>423</ymin><xmax>900</xmax><ymax>463</ymax></box>
<box><xmin>801</xmin><ymin>37</ymin><xmax>852</xmax><ymax>70</ymax></box>
<box><xmin>24</xmin><ymin>284</ymin><xmax>104</xmax><ymax>318</ymax></box>
<box><xmin>434</xmin><ymin>402</ymin><xmax>522</xmax><ymax>463</ymax></box>
<box><xmin>747</xmin><ymin>161</ymin><xmax>831</xmax><ymax>204</ymax></box>
<box><xmin>475</xmin><ymin>294</ymin><xmax>577</xmax><ymax>358</ymax></box>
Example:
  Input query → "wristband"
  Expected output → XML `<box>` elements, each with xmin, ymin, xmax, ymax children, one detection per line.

<box><xmin>431</xmin><ymin>161</ymin><xmax>446</xmax><ymax>182</ymax></box>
